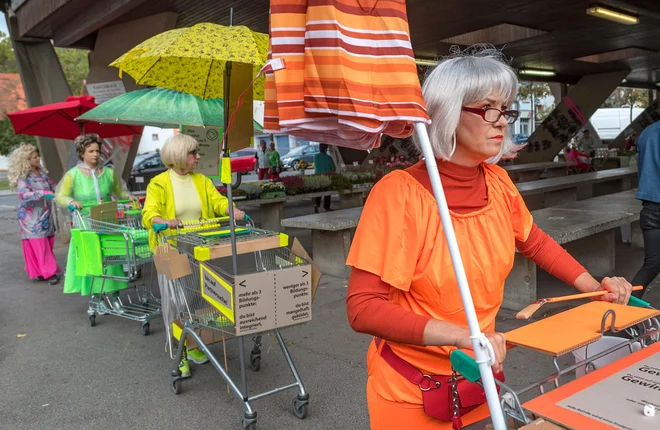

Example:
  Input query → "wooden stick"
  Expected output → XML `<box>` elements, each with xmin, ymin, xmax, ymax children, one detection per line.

<box><xmin>516</xmin><ymin>286</ymin><xmax>643</xmax><ymax>320</ymax></box>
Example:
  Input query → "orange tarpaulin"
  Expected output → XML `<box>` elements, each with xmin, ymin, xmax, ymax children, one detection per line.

<box><xmin>265</xmin><ymin>0</ymin><xmax>430</xmax><ymax>149</ymax></box>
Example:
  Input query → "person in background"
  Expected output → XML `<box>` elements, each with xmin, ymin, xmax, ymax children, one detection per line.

<box><xmin>565</xmin><ymin>144</ymin><xmax>591</xmax><ymax>173</ymax></box>
<box><xmin>345</xmin><ymin>49</ymin><xmax>632</xmax><ymax>430</ymax></box>
<box><xmin>56</xmin><ymin>134</ymin><xmax>139</xmax><ymax>309</ymax></box>
<box><xmin>577</xmin><ymin>129</ymin><xmax>599</xmax><ymax>157</ymax></box>
<box><xmin>631</xmin><ymin>121</ymin><xmax>660</xmax><ymax>299</ymax></box>
<box><xmin>313</xmin><ymin>143</ymin><xmax>336</xmax><ymax>213</ymax></box>
<box><xmin>8</xmin><ymin>143</ymin><xmax>61</xmax><ymax>284</ymax></box>
<box><xmin>142</xmin><ymin>134</ymin><xmax>245</xmax><ymax>379</ymax></box>
<box><xmin>268</xmin><ymin>140</ymin><xmax>281</xmax><ymax>180</ymax></box>
<box><xmin>257</xmin><ymin>139</ymin><xmax>272</xmax><ymax>180</ymax></box>
<box><xmin>625</xmin><ymin>132</ymin><xmax>638</xmax><ymax>151</ymax></box>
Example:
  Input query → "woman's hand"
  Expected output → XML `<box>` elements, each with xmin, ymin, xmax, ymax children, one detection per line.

<box><xmin>70</xmin><ymin>200</ymin><xmax>83</xmax><ymax>209</ymax></box>
<box><xmin>456</xmin><ymin>331</ymin><xmax>507</xmax><ymax>374</ymax></box>
<box><xmin>597</xmin><ymin>276</ymin><xmax>633</xmax><ymax>305</ymax></box>
<box><xmin>166</xmin><ymin>218</ymin><xmax>182</xmax><ymax>229</ymax></box>
<box><xmin>229</xmin><ymin>206</ymin><xmax>245</xmax><ymax>221</ymax></box>
<box><xmin>128</xmin><ymin>194</ymin><xmax>140</xmax><ymax>205</ymax></box>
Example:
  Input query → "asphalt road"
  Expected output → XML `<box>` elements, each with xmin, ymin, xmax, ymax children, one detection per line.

<box><xmin>1</xmin><ymin>196</ymin><xmax>659</xmax><ymax>430</ymax></box>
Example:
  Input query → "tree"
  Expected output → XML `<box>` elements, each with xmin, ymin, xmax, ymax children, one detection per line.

<box><xmin>0</xmin><ymin>113</ymin><xmax>36</xmax><ymax>155</ymax></box>
<box><xmin>602</xmin><ymin>87</ymin><xmax>649</xmax><ymax>122</ymax></box>
<box><xmin>517</xmin><ymin>81</ymin><xmax>554</xmax><ymax>124</ymax></box>
<box><xmin>55</xmin><ymin>47</ymin><xmax>89</xmax><ymax>95</ymax></box>
<box><xmin>0</xmin><ymin>31</ymin><xmax>18</xmax><ymax>73</ymax></box>
<box><xmin>0</xmin><ymin>31</ymin><xmax>89</xmax><ymax>94</ymax></box>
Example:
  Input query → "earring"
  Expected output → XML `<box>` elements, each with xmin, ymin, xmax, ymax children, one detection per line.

<box><xmin>449</xmin><ymin>133</ymin><xmax>457</xmax><ymax>158</ymax></box>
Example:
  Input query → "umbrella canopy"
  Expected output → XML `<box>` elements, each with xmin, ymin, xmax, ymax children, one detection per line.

<box><xmin>76</xmin><ymin>87</ymin><xmax>263</xmax><ymax>131</ymax></box>
<box><xmin>110</xmin><ymin>23</ymin><xmax>269</xmax><ymax>100</ymax></box>
<box><xmin>6</xmin><ymin>95</ymin><xmax>143</xmax><ymax>140</ymax></box>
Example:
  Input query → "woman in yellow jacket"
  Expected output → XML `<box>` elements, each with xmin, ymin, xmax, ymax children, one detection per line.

<box><xmin>142</xmin><ymin>133</ymin><xmax>245</xmax><ymax>377</ymax></box>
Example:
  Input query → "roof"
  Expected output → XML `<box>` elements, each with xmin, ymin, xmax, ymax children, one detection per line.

<box><xmin>10</xmin><ymin>0</ymin><xmax>660</xmax><ymax>87</ymax></box>
<box><xmin>0</xmin><ymin>74</ymin><xmax>27</xmax><ymax>115</ymax></box>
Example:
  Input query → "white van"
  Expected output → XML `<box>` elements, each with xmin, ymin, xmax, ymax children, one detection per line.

<box><xmin>590</xmin><ymin>107</ymin><xmax>644</xmax><ymax>140</ymax></box>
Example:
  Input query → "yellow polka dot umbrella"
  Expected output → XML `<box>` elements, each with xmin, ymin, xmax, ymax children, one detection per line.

<box><xmin>110</xmin><ymin>23</ymin><xmax>268</xmax><ymax>100</ymax></box>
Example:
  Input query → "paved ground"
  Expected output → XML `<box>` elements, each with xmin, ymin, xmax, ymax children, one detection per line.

<box><xmin>1</xmin><ymin>194</ymin><xmax>659</xmax><ymax>430</ymax></box>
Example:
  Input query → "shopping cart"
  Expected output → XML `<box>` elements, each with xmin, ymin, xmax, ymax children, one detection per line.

<box><xmin>449</xmin><ymin>297</ymin><xmax>660</xmax><ymax>428</ymax></box>
<box><xmin>69</xmin><ymin>201</ymin><xmax>161</xmax><ymax>335</ymax></box>
<box><xmin>156</xmin><ymin>218</ymin><xmax>310</xmax><ymax>429</ymax></box>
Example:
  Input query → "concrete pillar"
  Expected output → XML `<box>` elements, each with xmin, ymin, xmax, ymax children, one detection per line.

<box><xmin>517</xmin><ymin>70</ymin><xmax>630</xmax><ymax>163</ymax></box>
<box><xmin>6</xmin><ymin>13</ymin><xmax>73</xmax><ymax>182</ymax></box>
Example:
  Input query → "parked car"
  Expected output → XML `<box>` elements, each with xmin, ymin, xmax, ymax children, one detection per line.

<box><xmin>281</xmin><ymin>144</ymin><xmax>320</xmax><ymax>171</ymax></box>
<box><xmin>230</xmin><ymin>147</ymin><xmax>258</xmax><ymax>174</ymax></box>
<box><xmin>513</xmin><ymin>133</ymin><xmax>530</xmax><ymax>145</ymax></box>
<box><xmin>128</xmin><ymin>149</ymin><xmax>254</xmax><ymax>191</ymax></box>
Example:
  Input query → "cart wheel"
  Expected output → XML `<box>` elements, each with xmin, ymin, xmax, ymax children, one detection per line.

<box><xmin>141</xmin><ymin>322</ymin><xmax>150</xmax><ymax>336</ymax></box>
<box><xmin>172</xmin><ymin>378</ymin><xmax>182</xmax><ymax>395</ymax></box>
<box><xmin>89</xmin><ymin>315</ymin><xmax>96</xmax><ymax>327</ymax></box>
<box><xmin>240</xmin><ymin>417</ymin><xmax>257</xmax><ymax>430</ymax></box>
<box><xmin>293</xmin><ymin>395</ymin><xmax>309</xmax><ymax>419</ymax></box>
<box><xmin>250</xmin><ymin>355</ymin><xmax>261</xmax><ymax>372</ymax></box>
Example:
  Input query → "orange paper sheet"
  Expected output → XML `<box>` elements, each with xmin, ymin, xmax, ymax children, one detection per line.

<box><xmin>506</xmin><ymin>302</ymin><xmax>660</xmax><ymax>356</ymax></box>
<box><xmin>523</xmin><ymin>342</ymin><xmax>660</xmax><ymax>430</ymax></box>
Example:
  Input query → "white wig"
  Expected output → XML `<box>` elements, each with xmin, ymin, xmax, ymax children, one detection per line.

<box><xmin>417</xmin><ymin>46</ymin><xmax>522</xmax><ymax>164</ymax></box>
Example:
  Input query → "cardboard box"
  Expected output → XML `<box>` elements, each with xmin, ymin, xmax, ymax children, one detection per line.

<box><xmin>153</xmin><ymin>244</ymin><xmax>192</xmax><ymax>280</ymax></box>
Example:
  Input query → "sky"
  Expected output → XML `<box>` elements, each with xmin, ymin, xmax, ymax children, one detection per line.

<box><xmin>0</xmin><ymin>12</ymin><xmax>7</xmax><ymax>35</ymax></box>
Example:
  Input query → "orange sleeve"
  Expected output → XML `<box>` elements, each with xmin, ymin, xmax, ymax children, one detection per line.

<box><xmin>346</xmin><ymin>268</ymin><xmax>431</xmax><ymax>345</ymax></box>
<box><xmin>346</xmin><ymin>171</ymin><xmax>431</xmax><ymax>291</ymax></box>
<box><xmin>516</xmin><ymin>224</ymin><xmax>587</xmax><ymax>286</ymax></box>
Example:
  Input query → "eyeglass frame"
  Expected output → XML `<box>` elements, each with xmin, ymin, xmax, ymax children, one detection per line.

<box><xmin>461</xmin><ymin>106</ymin><xmax>519</xmax><ymax>124</ymax></box>
<box><xmin>188</xmin><ymin>149</ymin><xmax>200</xmax><ymax>156</ymax></box>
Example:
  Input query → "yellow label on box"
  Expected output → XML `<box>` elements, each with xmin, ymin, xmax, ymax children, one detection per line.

<box><xmin>199</xmin><ymin>263</ymin><xmax>234</xmax><ymax>323</ymax></box>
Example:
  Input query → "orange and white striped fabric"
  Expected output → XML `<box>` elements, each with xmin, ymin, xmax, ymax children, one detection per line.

<box><xmin>265</xmin><ymin>0</ymin><xmax>429</xmax><ymax>150</ymax></box>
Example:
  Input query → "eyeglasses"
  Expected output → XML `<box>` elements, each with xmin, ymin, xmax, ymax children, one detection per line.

<box><xmin>462</xmin><ymin>106</ymin><xmax>519</xmax><ymax>124</ymax></box>
<box><xmin>188</xmin><ymin>149</ymin><xmax>200</xmax><ymax>156</ymax></box>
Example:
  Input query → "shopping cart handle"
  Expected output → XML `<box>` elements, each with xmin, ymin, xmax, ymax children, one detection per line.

<box><xmin>153</xmin><ymin>224</ymin><xmax>169</xmax><ymax>233</ymax></box>
<box><xmin>450</xmin><ymin>350</ymin><xmax>481</xmax><ymax>383</ymax></box>
<box><xmin>628</xmin><ymin>295</ymin><xmax>651</xmax><ymax>308</ymax></box>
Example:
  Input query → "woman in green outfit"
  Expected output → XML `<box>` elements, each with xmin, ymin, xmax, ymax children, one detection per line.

<box><xmin>268</xmin><ymin>140</ymin><xmax>281</xmax><ymax>180</ymax></box>
<box><xmin>55</xmin><ymin>134</ymin><xmax>139</xmax><ymax>311</ymax></box>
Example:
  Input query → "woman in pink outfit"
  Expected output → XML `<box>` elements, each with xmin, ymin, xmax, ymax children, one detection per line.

<box><xmin>8</xmin><ymin>143</ymin><xmax>61</xmax><ymax>284</ymax></box>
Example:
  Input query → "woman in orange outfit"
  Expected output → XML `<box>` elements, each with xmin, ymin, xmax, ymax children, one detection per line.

<box><xmin>345</xmin><ymin>49</ymin><xmax>633</xmax><ymax>430</ymax></box>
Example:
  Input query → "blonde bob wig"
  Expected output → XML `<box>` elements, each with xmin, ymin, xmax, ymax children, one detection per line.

<box><xmin>417</xmin><ymin>46</ymin><xmax>523</xmax><ymax>164</ymax></box>
<box><xmin>7</xmin><ymin>143</ymin><xmax>46</xmax><ymax>191</ymax></box>
<box><xmin>160</xmin><ymin>134</ymin><xmax>199</xmax><ymax>170</ymax></box>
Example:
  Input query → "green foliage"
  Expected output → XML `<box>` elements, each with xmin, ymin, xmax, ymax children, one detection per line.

<box><xmin>0</xmin><ymin>31</ymin><xmax>89</xmax><ymax>95</ymax></box>
<box><xmin>54</xmin><ymin>47</ymin><xmax>89</xmax><ymax>95</ymax></box>
<box><xmin>329</xmin><ymin>173</ymin><xmax>353</xmax><ymax>192</ymax></box>
<box><xmin>238</xmin><ymin>183</ymin><xmax>262</xmax><ymax>197</ymax></box>
<box><xmin>0</xmin><ymin>31</ymin><xmax>17</xmax><ymax>73</ymax></box>
<box><xmin>0</xmin><ymin>114</ymin><xmax>36</xmax><ymax>155</ymax></box>
<box><xmin>302</xmin><ymin>175</ymin><xmax>332</xmax><ymax>191</ymax></box>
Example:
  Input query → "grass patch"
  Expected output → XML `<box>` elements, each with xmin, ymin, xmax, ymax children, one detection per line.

<box><xmin>0</xmin><ymin>179</ymin><xmax>9</xmax><ymax>191</ymax></box>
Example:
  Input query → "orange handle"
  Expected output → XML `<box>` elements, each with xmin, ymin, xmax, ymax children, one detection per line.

<box><xmin>547</xmin><ymin>286</ymin><xmax>643</xmax><ymax>303</ymax></box>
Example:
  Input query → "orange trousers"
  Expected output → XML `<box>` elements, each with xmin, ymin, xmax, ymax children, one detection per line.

<box><xmin>367</xmin><ymin>378</ymin><xmax>492</xmax><ymax>430</ymax></box>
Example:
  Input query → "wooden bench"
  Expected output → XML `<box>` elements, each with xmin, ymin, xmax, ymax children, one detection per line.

<box><xmin>516</xmin><ymin>166</ymin><xmax>637</xmax><ymax>210</ymax></box>
<box><xmin>503</xmin><ymin>161</ymin><xmax>568</xmax><ymax>182</ymax></box>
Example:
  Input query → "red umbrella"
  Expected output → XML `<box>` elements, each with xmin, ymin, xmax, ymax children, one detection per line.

<box><xmin>6</xmin><ymin>95</ymin><xmax>143</xmax><ymax>140</ymax></box>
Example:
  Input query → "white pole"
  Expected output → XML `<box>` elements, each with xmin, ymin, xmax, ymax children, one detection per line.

<box><xmin>414</xmin><ymin>122</ymin><xmax>507</xmax><ymax>430</ymax></box>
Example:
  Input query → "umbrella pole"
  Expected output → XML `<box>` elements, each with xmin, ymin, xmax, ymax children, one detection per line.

<box><xmin>413</xmin><ymin>122</ymin><xmax>507</xmax><ymax>430</ymax></box>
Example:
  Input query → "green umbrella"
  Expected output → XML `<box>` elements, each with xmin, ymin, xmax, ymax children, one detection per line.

<box><xmin>76</xmin><ymin>87</ymin><xmax>263</xmax><ymax>131</ymax></box>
